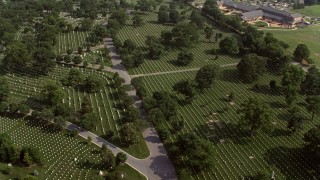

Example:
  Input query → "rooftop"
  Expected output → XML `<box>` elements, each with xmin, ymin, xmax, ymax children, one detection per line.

<box><xmin>241</xmin><ymin>10</ymin><xmax>264</xmax><ymax>20</ymax></box>
<box><xmin>223</xmin><ymin>0</ymin><xmax>257</xmax><ymax>12</ymax></box>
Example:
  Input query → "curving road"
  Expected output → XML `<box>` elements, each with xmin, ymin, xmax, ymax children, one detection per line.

<box><xmin>67</xmin><ymin>37</ymin><xmax>177</xmax><ymax>180</ymax></box>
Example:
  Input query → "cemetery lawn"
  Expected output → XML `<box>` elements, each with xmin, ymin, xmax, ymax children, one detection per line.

<box><xmin>292</xmin><ymin>5</ymin><xmax>320</xmax><ymax>17</ymax></box>
<box><xmin>138</xmin><ymin>66</ymin><xmax>319</xmax><ymax>179</ymax></box>
<box><xmin>4</xmin><ymin>65</ymin><xmax>149</xmax><ymax>159</ymax></box>
<box><xmin>0</xmin><ymin>117</ymin><xmax>146</xmax><ymax>180</ymax></box>
<box><xmin>263</xmin><ymin>25</ymin><xmax>320</xmax><ymax>65</ymax></box>
<box><xmin>116</xmin><ymin>3</ymin><xmax>240</xmax><ymax>75</ymax></box>
<box><xmin>55</xmin><ymin>31</ymin><xmax>90</xmax><ymax>54</ymax></box>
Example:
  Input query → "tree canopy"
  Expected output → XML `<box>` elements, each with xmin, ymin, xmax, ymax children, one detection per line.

<box><xmin>41</xmin><ymin>81</ymin><xmax>65</xmax><ymax>107</ymax></box>
<box><xmin>237</xmin><ymin>53</ymin><xmax>267</xmax><ymax>83</ymax></box>
<box><xmin>304</xmin><ymin>125</ymin><xmax>320</xmax><ymax>164</ymax></box>
<box><xmin>176</xmin><ymin>52</ymin><xmax>194</xmax><ymax>66</ymax></box>
<box><xmin>173</xmin><ymin>80</ymin><xmax>196</xmax><ymax>103</ymax></box>
<box><xmin>294</xmin><ymin>43</ymin><xmax>310</xmax><ymax>62</ymax></box>
<box><xmin>219</xmin><ymin>36</ymin><xmax>239</xmax><ymax>54</ymax></box>
<box><xmin>195</xmin><ymin>64</ymin><xmax>221</xmax><ymax>90</ymax></box>
<box><xmin>238</xmin><ymin>97</ymin><xmax>273</xmax><ymax>136</ymax></box>
<box><xmin>84</xmin><ymin>74</ymin><xmax>105</xmax><ymax>93</ymax></box>
<box><xmin>281</xmin><ymin>65</ymin><xmax>305</xmax><ymax>106</ymax></box>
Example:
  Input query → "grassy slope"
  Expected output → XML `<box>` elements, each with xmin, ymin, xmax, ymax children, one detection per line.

<box><xmin>292</xmin><ymin>5</ymin><xmax>320</xmax><ymax>17</ymax></box>
<box><xmin>263</xmin><ymin>25</ymin><xmax>320</xmax><ymax>65</ymax></box>
<box><xmin>139</xmin><ymin>67</ymin><xmax>319</xmax><ymax>179</ymax></box>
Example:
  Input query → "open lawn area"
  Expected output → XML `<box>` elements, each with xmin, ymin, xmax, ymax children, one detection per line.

<box><xmin>138</xmin><ymin>66</ymin><xmax>319</xmax><ymax>179</ymax></box>
<box><xmin>263</xmin><ymin>25</ymin><xmax>320</xmax><ymax>65</ymax></box>
<box><xmin>292</xmin><ymin>5</ymin><xmax>320</xmax><ymax>17</ymax></box>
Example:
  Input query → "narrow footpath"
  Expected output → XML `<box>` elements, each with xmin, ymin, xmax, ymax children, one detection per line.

<box><xmin>67</xmin><ymin>38</ymin><xmax>177</xmax><ymax>180</ymax></box>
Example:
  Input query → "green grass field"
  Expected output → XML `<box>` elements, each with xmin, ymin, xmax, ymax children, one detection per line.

<box><xmin>117</xmin><ymin>3</ymin><xmax>240</xmax><ymax>75</ymax></box>
<box><xmin>292</xmin><ymin>5</ymin><xmax>320</xmax><ymax>17</ymax></box>
<box><xmin>138</xmin><ymin>67</ymin><xmax>319</xmax><ymax>179</ymax></box>
<box><xmin>4</xmin><ymin>65</ymin><xmax>149</xmax><ymax>159</ymax></box>
<box><xmin>0</xmin><ymin>116</ymin><xmax>146</xmax><ymax>180</ymax></box>
<box><xmin>263</xmin><ymin>25</ymin><xmax>320</xmax><ymax>65</ymax></box>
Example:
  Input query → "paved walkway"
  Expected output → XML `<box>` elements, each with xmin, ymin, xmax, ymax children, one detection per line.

<box><xmin>130</xmin><ymin>63</ymin><xmax>239</xmax><ymax>78</ymax></box>
<box><xmin>104</xmin><ymin>38</ymin><xmax>177</xmax><ymax>180</ymax></box>
<box><xmin>66</xmin><ymin>38</ymin><xmax>177</xmax><ymax>180</ymax></box>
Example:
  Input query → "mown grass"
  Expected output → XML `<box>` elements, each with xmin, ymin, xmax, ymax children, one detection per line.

<box><xmin>263</xmin><ymin>25</ymin><xmax>320</xmax><ymax>65</ymax></box>
<box><xmin>138</xmin><ymin>66</ymin><xmax>319</xmax><ymax>179</ymax></box>
<box><xmin>292</xmin><ymin>5</ymin><xmax>320</xmax><ymax>17</ymax></box>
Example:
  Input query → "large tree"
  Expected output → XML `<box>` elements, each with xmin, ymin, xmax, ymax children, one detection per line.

<box><xmin>176</xmin><ymin>51</ymin><xmax>193</xmax><ymax>66</ymax></box>
<box><xmin>195</xmin><ymin>64</ymin><xmax>221</xmax><ymax>90</ymax></box>
<box><xmin>132</xmin><ymin>14</ymin><xmax>144</xmax><ymax>27</ymax></box>
<box><xmin>113</xmin><ymin>73</ymin><xmax>125</xmax><ymax>88</ymax></box>
<box><xmin>80</xmin><ymin>112</ymin><xmax>98</xmax><ymax>130</ymax></box>
<box><xmin>281</xmin><ymin>65</ymin><xmax>305</xmax><ymax>106</ymax></box>
<box><xmin>169</xmin><ymin>9</ymin><xmax>180</xmax><ymax>24</ymax></box>
<box><xmin>219</xmin><ymin>36</ymin><xmax>239</xmax><ymax>54</ymax></box>
<box><xmin>153</xmin><ymin>91</ymin><xmax>178</xmax><ymax>119</ymax></box>
<box><xmin>145</xmin><ymin>36</ymin><xmax>164</xmax><ymax>59</ymax></box>
<box><xmin>135</xmin><ymin>0</ymin><xmax>155</xmax><ymax>11</ymax></box>
<box><xmin>3</xmin><ymin>42</ymin><xmax>31</xmax><ymax>71</ymax></box>
<box><xmin>84</xmin><ymin>74</ymin><xmax>105</xmax><ymax>93</ymax></box>
<box><xmin>301</xmin><ymin>66</ymin><xmax>320</xmax><ymax>96</ymax></box>
<box><xmin>101</xmin><ymin>147</ymin><xmax>115</xmax><ymax>169</ymax></box>
<box><xmin>121</xmin><ymin>123</ymin><xmax>140</xmax><ymax>145</ymax></box>
<box><xmin>176</xmin><ymin>133</ymin><xmax>215</xmax><ymax>172</ymax></box>
<box><xmin>0</xmin><ymin>78</ymin><xmax>9</xmax><ymax>102</ymax></box>
<box><xmin>109</xmin><ymin>10</ymin><xmax>128</xmax><ymax>26</ymax></box>
<box><xmin>190</xmin><ymin>10</ymin><xmax>205</xmax><ymax>28</ymax></box>
<box><xmin>158</xmin><ymin>8</ymin><xmax>170</xmax><ymax>23</ymax></box>
<box><xmin>304</xmin><ymin>125</ymin><xmax>320</xmax><ymax>164</ymax></box>
<box><xmin>293</xmin><ymin>43</ymin><xmax>310</xmax><ymax>62</ymax></box>
<box><xmin>306</xmin><ymin>96</ymin><xmax>320</xmax><ymax>120</ymax></box>
<box><xmin>238</xmin><ymin>98</ymin><xmax>273</xmax><ymax>136</ymax></box>
<box><xmin>173</xmin><ymin>80</ymin><xmax>196</xmax><ymax>103</ymax></box>
<box><xmin>237</xmin><ymin>53</ymin><xmax>267</xmax><ymax>83</ymax></box>
<box><xmin>41</xmin><ymin>81</ymin><xmax>65</xmax><ymax>107</ymax></box>
<box><xmin>287</xmin><ymin>105</ymin><xmax>307</xmax><ymax>133</ymax></box>
<box><xmin>64</xmin><ymin>69</ymin><xmax>84</xmax><ymax>87</ymax></box>
<box><xmin>32</xmin><ymin>47</ymin><xmax>56</xmax><ymax>74</ymax></box>
<box><xmin>162</xmin><ymin>22</ymin><xmax>199</xmax><ymax>48</ymax></box>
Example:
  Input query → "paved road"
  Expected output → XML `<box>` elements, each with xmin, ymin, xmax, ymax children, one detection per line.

<box><xmin>83</xmin><ymin>37</ymin><xmax>177</xmax><ymax>180</ymax></box>
<box><xmin>66</xmin><ymin>122</ymin><xmax>176</xmax><ymax>180</ymax></box>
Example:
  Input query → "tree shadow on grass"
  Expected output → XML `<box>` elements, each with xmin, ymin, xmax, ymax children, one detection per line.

<box><xmin>264</xmin><ymin>146</ymin><xmax>316</xmax><ymax>179</ymax></box>
<box><xmin>269</xmin><ymin>101</ymin><xmax>286</xmax><ymax>109</ymax></box>
<box><xmin>91</xmin><ymin>150</ymin><xmax>101</xmax><ymax>155</ymax></box>
<box><xmin>24</xmin><ymin>118</ymin><xmax>60</xmax><ymax>134</ymax></box>
<box><xmin>194</xmin><ymin>122</ymin><xmax>251</xmax><ymax>145</ymax></box>
<box><xmin>76</xmin><ymin>160</ymin><xmax>101</xmax><ymax>170</ymax></box>
<box><xmin>146</xmin><ymin>20</ymin><xmax>175</xmax><ymax>27</ymax></box>
<box><xmin>277</xmin><ymin>111</ymin><xmax>289</xmax><ymax>121</ymax></box>
<box><xmin>25</xmin><ymin>97</ymin><xmax>45</xmax><ymax>111</ymax></box>
<box><xmin>271</xmin><ymin>128</ymin><xmax>291</xmax><ymax>137</ymax></box>
<box><xmin>219</xmin><ymin>69</ymin><xmax>242</xmax><ymax>84</ymax></box>
<box><xmin>249</xmin><ymin>85</ymin><xmax>281</xmax><ymax>96</ymax></box>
